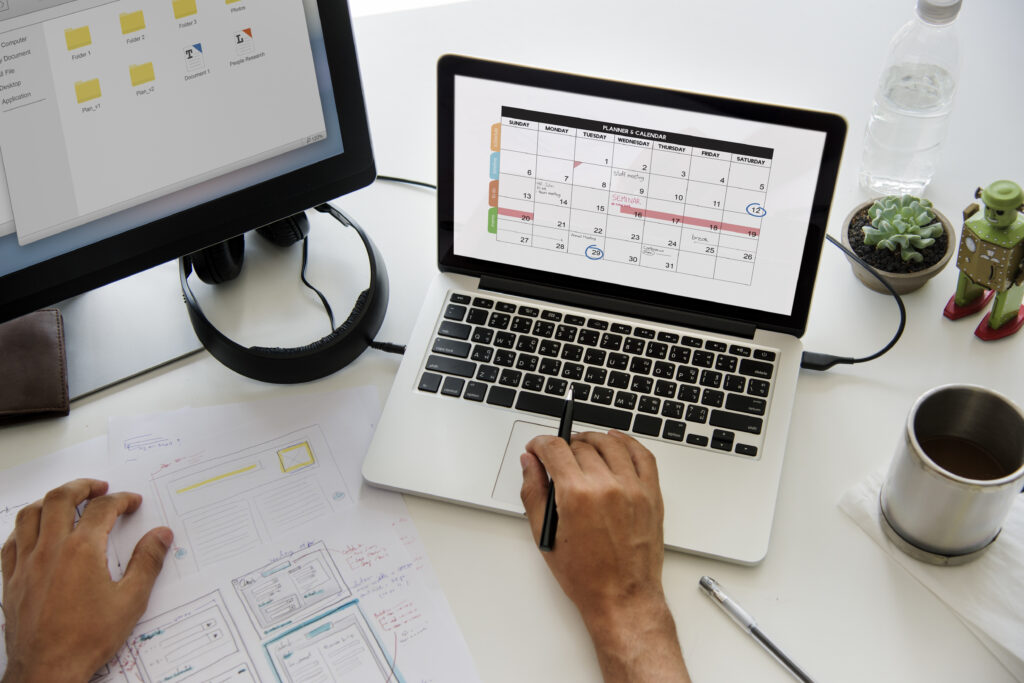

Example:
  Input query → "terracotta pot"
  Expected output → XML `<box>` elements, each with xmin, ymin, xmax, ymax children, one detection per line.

<box><xmin>841</xmin><ymin>198</ymin><xmax>955</xmax><ymax>295</ymax></box>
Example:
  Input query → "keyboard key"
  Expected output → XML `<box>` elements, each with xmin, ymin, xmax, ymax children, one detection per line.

<box><xmin>499</xmin><ymin>369</ymin><xmax>522</xmax><ymax>387</ymax></box>
<box><xmin>699</xmin><ymin>370</ymin><xmax>722</xmax><ymax>388</ymax></box>
<box><xmin>444</xmin><ymin>304</ymin><xmax>467</xmax><ymax>321</ymax></box>
<box><xmin>662</xmin><ymin>420</ymin><xmax>686</xmax><ymax>441</ymax></box>
<box><xmin>539</xmin><ymin>358</ymin><xmax>561</xmax><ymax>375</ymax></box>
<box><xmin>654</xmin><ymin>380</ymin><xmax>677</xmax><ymax>398</ymax></box>
<box><xmin>607</xmin><ymin>353</ymin><xmax>629</xmax><ymax>370</ymax></box>
<box><xmin>585</xmin><ymin>367</ymin><xmax>607</xmax><ymax>385</ymax></box>
<box><xmin>587</xmin><ymin>319</ymin><xmax>609</xmax><ymax>330</ymax></box>
<box><xmin>441</xmin><ymin>377</ymin><xmax>465</xmax><ymax>397</ymax></box>
<box><xmin>471</xmin><ymin>345</ymin><xmax>494</xmax><ymax>363</ymax></box>
<box><xmin>711</xmin><ymin>429</ymin><xmax>734</xmax><ymax>451</ymax></box>
<box><xmin>701</xmin><ymin>389</ymin><xmax>724</xmax><ymax>407</ymax></box>
<box><xmin>516</xmin><ymin>336</ymin><xmax>538</xmax><ymax>353</ymax></box>
<box><xmin>710</xmin><ymin>410</ymin><xmax>763</xmax><ymax>434</ymax></box>
<box><xmin>723</xmin><ymin>374</ymin><xmax>746</xmax><ymax>393</ymax></box>
<box><xmin>466</xmin><ymin>308</ymin><xmax>489</xmax><ymax>325</ymax></box>
<box><xmin>494</xmin><ymin>332</ymin><xmax>516</xmax><ymax>348</ymax></box>
<box><xmin>735</xmin><ymin>443</ymin><xmax>759</xmax><ymax>457</ymax></box>
<box><xmin>494</xmin><ymin>350</ymin><xmax>516</xmax><ymax>367</ymax></box>
<box><xmin>624</xmin><ymin>337</ymin><xmax>645</xmax><ymax>355</ymax></box>
<box><xmin>600</xmin><ymin>333</ymin><xmax>623</xmax><ymax>351</ymax></box>
<box><xmin>645</xmin><ymin>342</ymin><xmax>668</xmax><ymax>359</ymax></box>
<box><xmin>706</xmin><ymin>341</ymin><xmax>727</xmax><ymax>352</ymax></box>
<box><xmin>729</xmin><ymin>345</ymin><xmax>752</xmax><ymax>357</ymax></box>
<box><xmin>662</xmin><ymin>401</ymin><xmax>684</xmax><ymax>419</ymax></box>
<box><xmin>685</xmin><ymin>404</ymin><xmax>708</xmax><ymax>423</ymax></box>
<box><xmin>472</xmin><ymin>297</ymin><xmax>494</xmax><ymax>309</ymax></box>
<box><xmin>657</xmin><ymin>331</ymin><xmax>680</xmax><ymax>344</ymax></box>
<box><xmin>516</xmin><ymin>354</ymin><xmax>539</xmax><ymax>372</ymax></box>
<box><xmin>669</xmin><ymin>346</ymin><xmax>691</xmax><ymax>363</ymax></box>
<box><xmin>577</xmin><ymin>329</ymin><xmax>600</xmax><ymax>346</ymax></box>
<box><xmin>638</xmin><ymin>396</ymin><xmax>661</xmax><ymax>414</ymax></box>
<box><xmin>633</xmin><ymin>414</ymin><xmax>662</xmax><ymax>436</ymax></box>
<box><xmin>476</xmin><ymin>365</ymin><xmax>499</xmax><ymax>382</ymax></box>
<box><xmin>682</xmin><ymin>336</ymin><xmax>703</xmax><ymax>348</ymax></box>
<box><xmin>562</xmin><ymin>362</ymin><xmax>584</xmax><ymax>380</ymax></box>
<box><xmin>518</xmin><ymin>306</ymin><xmax>539</xmax><ymax>317</ymax></box>
<box><xmin>523</xmin><ymin>373</ymin><xmax>545</xmax><ymax>392</ymax></box>
<box><xmin>438</xmin><ymin>320</ymin><xmax>471</xmax><ymax>340</ymax></box>
<box><xmin>715</xmin><ymin>355</ymin><xmax>738</xmax><ymax>373</ymax></box>
<box><xmin>608</xmin><ymin>371</ymin><xmax>630</xmax><ymax>389</ymax></box>
<box><xmin>571</xmin><ymin>383</ymin><xmax>590</xmax><ymax>401</ymax></box>
<box><xmin>464</xmin><ymin>381</ymin><xmax>487</xmax><ymax>402</ymax></box>
<box><xmin>631</xmin><ymin>376</ymin><xmax>653</xmax><ymax>394</ymax></box>
<box><xmin>545</xmin><ymin>378</ymin><xmax>568</xmax><ymax>396</ymax></box>
<box><xmin>576</xmin><ymin>402</ymin><xmax>632</xmax><ymax>430</ymax></box>
<box><xmin>739</xmin><ymin>358</ymin><xmax>774</xmax><ymax>379</ymax></box>
<box><xmin>515</xmin><ymin>391</ymin><xmax>564</xmax><ymax>417</ymax></box>
<box><xmin>418</xmin><ymin>372</ymin><xmax>442</xmax><ymax>393</ymax></box>
<box><xmin>652</xmin><ymin>361</ymin><xmax>675</xmax><ymax>379</ymax></box>
<box><xmin>510</xmin><ymin>316</ymin><xmax>533</xmax><ymax>333</ymax></box>
<box><xmin>614</xmin><ymin>391</ymin><xmax>637</xmax><ymax>410</ymax></box>
<box><xmin>450</xmin><ymin>293</ymin><xmax>470</xmax><ymax>304</ymax></box>
<box><xmin>533</xmin><ymin>321</ymin><xmax>556</xmax><ymax>338</ymax></box>
<box><xmin>555</xmin><ymin>325</ymin><xmax>578</xmax><ymax>342</ymax></box>
<box><xmin>561</xmin><ymin>344</ymin><xmax>583</xmax><ymax>361</ymax></box>
<box><xmin>629</xmin><ymin>357</ymin><xmax>652</xmax><ymax>375</ymax></box>
<box><xmin>541</xmin><ymin>310</ymin><xmax>562</xmax><ymax>321</ymax></box>
<box><xmin>486</xmin><ymin>385</ymin><xmax>515</xmax><ymax>407</ymax></box>
<box><xmin>686</xmin><ymin>434</ymin><xmax>709</xmax><ymax>447</ymax></box>
<box><xmin>471</xmin><ymin>327</ymin><xmax>494</xmax><ymax>344</ymax></box>
<box><xmin>564</xmin><ymin>314</ymin><xmax>585</xmax><ymax>326</ymax></box>
<box><xmin>754</xmin><ymin>349</ymin><xmax>777</xmax><ymax>361</ymax></box>
<box><xmin>677</xmin><ymin>385</ymin><xmax>700</xmax><ymax>403</ymax></box>
<box><xmin>748</xmin><ymin>379</ymin><xmax>771</xmax><ymax>397</ymax></box>
<box><xmin>611</xmin><ymin>323</ymin><xmax>632</xmax><ymax>335</ymax></box>
<box><xmin>488</xmin><ymin>312</ymin><xmax>511</xmax><ymax>330</ymax></box>
<box><xmin>495</xmin><ymin>301</ymin><xmax>516</xmax><ymax>313</ymax></box>
<box><xmin>692</xmin><ymin>350</ymin><xmax>714</xmax><ymax>367</ymax></box>
<box><xmin>538</xmin><ymin>340</ymin><xmax>561</xmax><ymax>357</ymax></box>
<box><xmin>677</xmin><ymin>366</ymin><xmax>698</xmax><ymax>384</ymax></box>
<box><xmin>634</xmin><ymin>327</ymin><xmax>655</xmax><ymax>339</ymax></box>
<box><xmin>432</xmin><ymin>338</ymin><xmax>471</xmax><ymax>358</ymax></box>
<box><xmin>584</xmin><ymin>348</ymin><xmax>607</xmax><ymax>365</ymax></box>
<box><xmin>426</xmin><ymin>354</ymin><xmax>475</xmax><ymax>378</ymax></box>
<box><xmin>726</xmin><ymin>393</ymin><xmax>767</xmax><ymax>416</ymax></box>
<box><xmin>591</xmin><ymin>387</ymin><xmax>614</xmax><ymax>405</ymax></box>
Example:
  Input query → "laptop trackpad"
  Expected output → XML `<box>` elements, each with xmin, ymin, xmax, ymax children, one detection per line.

<box><xmin>492</xmin><ymin>420</ymin><xmax>558</xmax><ymax>508</ymax></box>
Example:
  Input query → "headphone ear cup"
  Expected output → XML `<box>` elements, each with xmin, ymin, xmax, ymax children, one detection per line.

<box><xmin>190</xmin><ymin>235</ymin><xmax>246</xmax><ymax>284</ymax></box>
<box><xmin>256</xmin><ymin>213</ymin><xmax>310</xmax><ymax>247</ymax></box>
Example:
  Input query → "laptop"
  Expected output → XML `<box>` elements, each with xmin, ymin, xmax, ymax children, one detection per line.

<box><xmin>363</xmin><ymin>55</ymin><xmax>846</xmax><ymax>564</ymax></box>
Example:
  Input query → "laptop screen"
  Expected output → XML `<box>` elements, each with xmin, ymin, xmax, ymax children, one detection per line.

<box><xmin>438</xmin><ymin>57</ymin><xmax>846</xmax><ymax>336</ymax></box>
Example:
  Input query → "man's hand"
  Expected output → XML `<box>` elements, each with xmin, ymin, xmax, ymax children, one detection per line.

<box><xmin>520</xmin><ymin>430</ymin><xmax>690</xmax><ymax>683</ymax></box>
<box><xmin>1</xmin><ymin>479</ymin><xmax>172</xmax><ymax>683</ymax></box>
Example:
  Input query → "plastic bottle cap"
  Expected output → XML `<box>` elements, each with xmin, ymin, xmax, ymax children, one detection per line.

<box><xmin>917</xmin><ymin>0</ymin><xmax>962</xmax><ymax>24</ymax></box>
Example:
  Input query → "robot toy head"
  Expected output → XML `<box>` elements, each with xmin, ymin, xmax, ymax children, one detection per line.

<box><xmin>981</xmin><ymin>180</ymin><xmax>1024</xmax><ymax>228</ymax></box>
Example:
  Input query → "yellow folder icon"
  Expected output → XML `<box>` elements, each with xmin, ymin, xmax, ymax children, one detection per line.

<box><xmin>120</xmin><ymin>10</ymin><xmax>146</xmax><ymax>34</ymax></box>
<box><xmin>225</xmin><ymin>0</ymin><xmax>242</xmax><ymax>4</ymax></box>
<box><xmin>74</xmin><ymin>79</ymin><xmax>101</xmax><ymax>104</ymax></box>
<box><xmin>64</xmin><ymin>26</ymin><xmax>91</xmax><ymax>51</ymax></box>
<box><xmin>129</xmin><ymin>62</ymin><xmax>155</xmax><ymax>87</ymax></box>
<box><xmin>172</xmin><ymin>0</ymin><xmax>197</xmax><ymax>18</ymax></box>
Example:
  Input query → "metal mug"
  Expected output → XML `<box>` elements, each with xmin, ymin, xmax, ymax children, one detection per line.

<box><xmin>880</xmin><ymin>384</ymin><xmax>1024</xmax><ymax>565</ymax></box>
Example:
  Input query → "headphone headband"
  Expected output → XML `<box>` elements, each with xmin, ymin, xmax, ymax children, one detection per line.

<box><xmin>179</xmin><ymin>204</ymin><xmax>389</xmax><ymax>383</ymax></box>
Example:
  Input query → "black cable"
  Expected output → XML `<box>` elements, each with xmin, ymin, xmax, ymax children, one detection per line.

<box><xmin>800</xmin><ymin>233</ymin><xmax>907</xmax><ymax>371</ymax></box>
<box><xmin>299</xmin><ymin>236</ymin><xmax>336</xmax><ymax>332</ymax></box>
<box><xmin>377</xmin><ymin>175</ymin><xmax>437</xmax><ymax>190</ymax></box>
<box><xmin>368</xmin><ymin>340</ymin><xmax>407</xmax><ymax>355</ymax></box>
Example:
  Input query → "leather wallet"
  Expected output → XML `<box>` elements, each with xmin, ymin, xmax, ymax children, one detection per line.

<box><xmin>0</xmin><ymin>309</ymin><xmax>70</xmax><ymax>424</ymax></box>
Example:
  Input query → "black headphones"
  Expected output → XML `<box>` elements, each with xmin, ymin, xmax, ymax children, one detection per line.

<box><xmin>179</xmin><ymin>203</ymin><xmax>389</xmax><ymax>384</ymax></box>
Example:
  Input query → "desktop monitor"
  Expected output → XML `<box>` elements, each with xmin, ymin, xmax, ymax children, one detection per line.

<box><xmin>0</xmin><ymin>0</ymin><xmax>375</xmax><ymax>324</ymax></box>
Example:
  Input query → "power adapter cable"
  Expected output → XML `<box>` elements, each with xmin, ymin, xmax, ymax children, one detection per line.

<box><xmin>800</xmin><ymin>234</ymin><xmax>907</xmax><ymax>371</ymax></box>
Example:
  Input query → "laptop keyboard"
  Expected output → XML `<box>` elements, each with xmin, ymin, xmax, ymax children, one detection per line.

<box><xmin>416</xmin><ymin>290</ymin><xmax>778</xmax><ymax>458</ymax></box>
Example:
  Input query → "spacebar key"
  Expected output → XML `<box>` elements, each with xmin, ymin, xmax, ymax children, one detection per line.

<box><xmin>514</xmin><ymin>393</ymin><xmax>633</xmax><ymax>430</ymax></box>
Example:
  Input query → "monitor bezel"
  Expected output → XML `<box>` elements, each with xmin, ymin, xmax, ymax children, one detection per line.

<box><xmin>0</xmin><ymin>0</ymin><xmax>375</xmax><ymax>324</ymax></box>
<box><xmin>437</xmin><ymin>54</ymin><xmax>847</xmax><ymax>338</ymax></box>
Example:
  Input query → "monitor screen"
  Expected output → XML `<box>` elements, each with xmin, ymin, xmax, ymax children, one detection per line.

<box><xmin>0</xmin><ymin>0</ymin><xmax>374</xmax><ymax>322</ymax></box>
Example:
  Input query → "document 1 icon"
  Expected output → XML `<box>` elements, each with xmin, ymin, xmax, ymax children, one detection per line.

<box><xmin>74</xmin><ymin>79</ymin><xmax>101</xmax><ymax>104</ymax></box>
<box><xmin>120</xmin><ymin>10</ymin><xmax>146</xmax><ymax>34</ymax></box>
<box><xmin>172</xmin><ymin>0</ymin><xmax>197</xmax><ymax>19</ymax></box>
<box><xmin>64</xmin><ymin>25</ymin><xmax>91</xmax><ymax>51</ymax></box>
<box><xmin>184</xmin><ymin>43</ymin><xmax>205</xmax><ymax>72</ymax></box>
<box><xmin>129</xmin><ymin>62</ymin><xmax>155</xmax><ymax>87</ymax></box>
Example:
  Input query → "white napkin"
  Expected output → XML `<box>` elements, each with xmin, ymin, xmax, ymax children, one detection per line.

<box><xmin>839</xmin><ymin>470</ymin><xmax>1024</xmax><ymax>681</ymax></box>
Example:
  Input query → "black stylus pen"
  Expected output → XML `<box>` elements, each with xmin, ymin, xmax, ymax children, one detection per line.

<box><xmin>539</xmin><ymin>389</ymin><xmax>574</xmax><ymax>551</ymax></box>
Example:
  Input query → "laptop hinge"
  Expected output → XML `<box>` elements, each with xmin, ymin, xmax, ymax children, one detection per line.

<box><xmin>478</xmin><ymin>275</ymin><xmax>757</xmax><ymax>339</ymax></box>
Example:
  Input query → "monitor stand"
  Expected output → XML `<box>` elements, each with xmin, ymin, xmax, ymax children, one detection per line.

<box><xmin>56</xmin><ymin>260</ymin><xmax>202</xmax><ymax>401</ymax></box>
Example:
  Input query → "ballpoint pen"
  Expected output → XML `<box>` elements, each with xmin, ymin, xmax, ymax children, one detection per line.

<box><xmin>699</xmin><ymin>576</ymin><xmax>816</xmax><ymax>683</ymax></box>
<box><xmin>539</xmin><ymin>389</ymin><xmax>574</xmax><ymax>551</ymax></box>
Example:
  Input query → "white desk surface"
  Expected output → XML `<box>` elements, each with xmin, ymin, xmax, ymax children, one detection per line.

<box><xmin>4</xmin><ymin>1</ymin><xmax>1023</xmax><ymax>681</ymax></box>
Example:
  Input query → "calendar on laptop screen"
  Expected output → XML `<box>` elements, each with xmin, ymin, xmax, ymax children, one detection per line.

<box><xmin>451</xmin><ymin>75</ymin><xmax>828</xmax><ymax>317</ymax></box>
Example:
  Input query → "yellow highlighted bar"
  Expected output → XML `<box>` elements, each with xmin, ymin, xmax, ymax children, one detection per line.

<box><xmin>74</xmin><ymin>78</ymin><xmax>101</xmax><ymax>104</ymax></box>
<box><xmin>176</xmin><ymin>464</ymin><xmax>258</xmax><ymax>493</ymax></box>
<box><xmin>65</xmin><ymin>26</ymin><xmax>91</xmax><ymax>51</ymax></box>
<box><xmin>173</xmin><ymin>0</ymin><xmax>197</xmax><ymax>18</ymax></box>
<box><xmin>490</xmin><ymin>123</ymin><xmax>501</xmax><ymax>152</ymax></box>
<box><xmin>129</xmin><ymin>62</ymin><xmax>155</xmax><ymax>87</ymax></box>
<box><xmin>277</xmin><ymin>442</ymin><xmax>315</xmax><ymax>473</ymax></box>
<box><xmin>120</xmin><ymin>10</ymin><xmax>146</xmax><ymax>34</ymax></box>
<box><xmin>225</xmin><ymin>0</ymin><xmax>243</xmax><ymax>3</ymax></box>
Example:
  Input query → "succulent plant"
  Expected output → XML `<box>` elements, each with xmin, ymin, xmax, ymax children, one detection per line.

<box><xmin>862</xmin><ymin>195</ymin><xmax>943</xmax><ymax>263</ymax></box>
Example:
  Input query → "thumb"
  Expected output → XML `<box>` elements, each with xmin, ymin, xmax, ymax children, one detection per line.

<box><xmin>519</xmin><ymin>452</ymin><xmax>549</xmax><ymax>544</ymax></box>
<box><xmin>121</xmin><ymin>527</ymin><xmax>172</xmax><ymax>606</ymax></box>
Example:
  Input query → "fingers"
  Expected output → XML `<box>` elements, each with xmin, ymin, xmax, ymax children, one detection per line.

<box><xmin>519</xmin><ymin>453</ymin><xmax>549</xmax><ymax>544</ymax></box>
<box><xmin>1</xmin><ymin>531</ymin><xmax>15</xmax><ymax>582</ymax></box>
<box><xmin>572</xmin><ymin>432</ymin><xmax>636</xmax><ymax>477</ymax></box>
<box><xmin>38</xmin><ymin>479</ymin><xmax>109</xmax><ymax>544</ymax></box>
<box><xmin>76</xmin><ymin>492</ymin><xmax>143</xmax><ymax>544</ymax></box>
<box><xmin>119</xmin><ymin>527</ymin><xmax>172</xmax><ymax>609</ymax></box>
<box><xmin>13</xmin><ymin>501</ymin><xmax>42</xmax><ymax>557</ymax></box>
<box><xmin>607</xmin><ymin>430</ymin><xmax>660</xmax><ymax>486</ymax></box>
<box><xmin>525</xmin><ymin>435</ymin><xmax>581</xmax><ymax>481</ymax></box>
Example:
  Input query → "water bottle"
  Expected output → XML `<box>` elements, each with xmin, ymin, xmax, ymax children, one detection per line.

<box><xmin>859</xmin><ymin>0</ymin><xmax>961</xmax><ymax>195</ymax></box>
